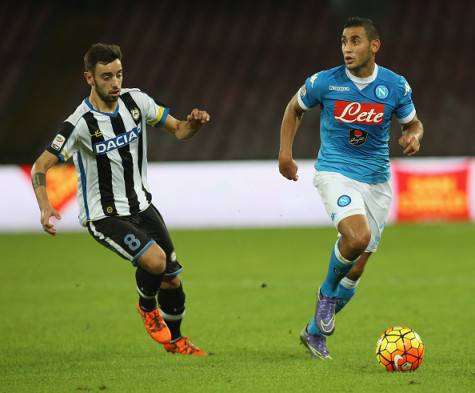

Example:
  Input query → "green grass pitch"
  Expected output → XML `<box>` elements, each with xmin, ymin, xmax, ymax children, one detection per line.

<box><xmin>1</xmin><ymin>224</ymin><xmax>474</xmax><ymax>392</ymax></box>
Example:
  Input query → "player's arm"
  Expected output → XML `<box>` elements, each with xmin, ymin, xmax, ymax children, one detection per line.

<box><xmin>279</xmin><ymin>94</ymin><xmax>305</xmax><ymax>181</ymax></box>
<box><xmin>161</xmin><ymin>109</ymin><xmax>210</xmax><ymax>140</ymax></box>
<box><xmin>398</xmin><ymin>114</ymin><xmax>424</xmax><ymax>156</ymax></box>
<box><xmin>31</xmin><ymin>151</ymin><xmax>61</xmax><ymax>235</ymax></box>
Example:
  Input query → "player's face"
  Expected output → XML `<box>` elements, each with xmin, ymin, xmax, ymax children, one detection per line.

<box><xmin>341</xmin><ymin>27</ymin><xmax>379</xmax><ymax>73</ymax></box>
<box><xmin>89</xmin><ymin>59</ymin><xmax>123</xmax><ymax>103</ymax></box>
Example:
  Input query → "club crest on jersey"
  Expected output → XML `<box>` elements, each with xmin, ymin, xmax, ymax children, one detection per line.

<box><xmin>375</xmin><ymin>85</ymin><xmax>389</xmax><ymax>99</ymax></box>
<box><xmin>131</xmin><ymin>107</ymin><xmax>140</xmax><ymax>121</ymax></box>
<box><xmin>90</xmin><ymin>129</ymin><xmax>103</xmax><ymax>138</ymax></box>
<box><xmin>93</xmin><ymin>126</ymin><xmax>141</xmax><ymax>155</ymax></box>
<box><xmin>334</xmin><ymin>101</ymin><xmax>384</xmax><ymax>125</ymax></box>
<box><xmin>349</xmin><ymin>129</ymin><xmax>368</xmax><ymax>146</ymax></box>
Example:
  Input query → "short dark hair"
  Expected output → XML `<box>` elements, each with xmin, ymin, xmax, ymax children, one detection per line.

<box><xmin>343</xmin><ymin>17</ymin><xmax>380</xmax><ymax>41</ymax></box>
<box><xmin>84</xmin><ymin>43</ymin><xmax>122</xmax><ymax>72</ymax></box>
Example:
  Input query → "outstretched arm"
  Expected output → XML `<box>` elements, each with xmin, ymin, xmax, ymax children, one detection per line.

<box><xmin>162</xmin><ymin>108</ymin><xmax>210</xmax><ymax>140</ymax></box>
<box><xmin>399</xmin><ymin>114</ymin><xmax>424</xmax><ymax>156</ymax></box>
<box><xmin>279</xmin><ymin>94</ymin><xmax>305</xmax><ymax>181</ymax></box>
<box><xmin>31</xmin><ymin>151</ymin><xmax>61</xmax><ymax>235</ymax></box>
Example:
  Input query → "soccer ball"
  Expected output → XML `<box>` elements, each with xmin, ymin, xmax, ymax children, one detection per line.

<box><xmin>375</xmin><ymin>326</ymin><xmax>424</xmax><ymax>372</ymax></box>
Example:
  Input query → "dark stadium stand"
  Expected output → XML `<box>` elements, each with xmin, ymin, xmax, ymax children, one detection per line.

<box><xmin>0</xmin><ymin>0</ymin><xmax>473</xmax><ymax>163</ymax></box>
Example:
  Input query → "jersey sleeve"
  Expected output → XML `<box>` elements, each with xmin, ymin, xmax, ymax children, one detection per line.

<box><xmin>297</xmin><ymin>72</ymin><xmax>324</xmax><ymax>111</ymax></box>
<box><xmin>395</xmin><ymin>76</ymin><xmax>416</xmax><ymax>124</ymax></box>
<box><xmin>134</xmin><ymin>91</ymin><xmax>170</xmax><ymax>128</ymax></box>
<box><xmin>46</xmin><ymin>120</ymin><xmax>79</xmax><ymax>162</ymax></box>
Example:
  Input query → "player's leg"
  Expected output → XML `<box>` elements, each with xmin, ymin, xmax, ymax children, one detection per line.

<box><xmin>136</xmin><ymin>244</ymin><xmax>167</xmax><ymax>311</ymax></box>
<box><xmin>310</xmin><ymin>253</ymin><xmax>370</xmax><ymax>333</ymax></box>
<box><xmin>307</xmin><ymin>215</ymin><xmax>370</xmax><ymax>337</ymax></box>
<box><xmin>321</xmin><ymin>214</ymin><xmax>371</xmax><ymax>297</ymax></box>
<box><xmin>158</xmin><ymin>276</ymin><xmax>185</xmax><ymax>341</ymax></box>
<box><xmin>335</xmin><ymin>252</ymin><xmax>371</xmax><ymax>313</ymax></box>
<box><xmin>87</xmin><ymin>217</ymin><xmax>171</xmax><ymax>344</ymax></box>
<box><xmin>135</xmin><ymin>244</ymin><xmax>172</xmax><ymax>344</ymax></box>
<box><xmin>335</xmin><ymin>180</ymin><xmax>392</xmax><ymax>314</ymax></box>
<box><xmin>301</xmin><ymin>172</ymin><xmax>367</xmax><ymax>358</ymax></box>
<box><xmin>159</xmin><ymin>275</ymin><xmax>206</xmax><ymax>356</ymax></box>
<box><xmin>138</xmin><ymin>204</ymin><xmax>184</xmax><ymax>340</ymax></box>
<box><xmin>312</xmin><ymin>171</ymin><xmax>371</xmax><ymax>336</ymax></box>
<box><xmin>139</xmin><ymin>204</ymin><xmax>206</xmax><ymax>355</ymax></box>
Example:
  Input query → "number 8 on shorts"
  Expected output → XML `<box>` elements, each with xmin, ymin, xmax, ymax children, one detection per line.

<box><xmin>124</xmin><ymin>233</ymin><xmax>141</xmax><ymax>251</ymax></box>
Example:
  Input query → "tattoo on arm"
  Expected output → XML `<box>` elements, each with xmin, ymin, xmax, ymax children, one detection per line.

<box><xmin>32</xmin><ymin>173</ymin><xmax>46</xmax><ymax>189</ymax></box>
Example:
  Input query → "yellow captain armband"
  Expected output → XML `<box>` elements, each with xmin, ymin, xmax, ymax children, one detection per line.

<box><xmin>147</xmin><ymin>106</ymin><xmax>169</xmax><ymax>127</ymax></box>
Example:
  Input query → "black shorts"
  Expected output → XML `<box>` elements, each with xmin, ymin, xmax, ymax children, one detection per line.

<box><xmin>87</xmin><ymin>204</ymin><xmax>183</xmax><ymax>276</ymax></box>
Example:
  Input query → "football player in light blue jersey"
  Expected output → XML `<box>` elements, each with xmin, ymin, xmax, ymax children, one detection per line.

<box><xmin>279</xmin><ymin>17</ymin><xmax>424</xmax><ymax>359</ymax></box>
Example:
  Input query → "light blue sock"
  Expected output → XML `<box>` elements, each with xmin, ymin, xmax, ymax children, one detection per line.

<box><xmin>335</xmin><ymin>277</ymin><xmax>360</xmax><ymax>313</ymax></box>
<box><xmin>307</xmin><ymin>317</ymin><xmax>320</xmax><ymax>335</ymax></box>
<box><xmin>320</xmin><ymin>242</ymin><xmax>355</xmax><ymax>297</ymax></box>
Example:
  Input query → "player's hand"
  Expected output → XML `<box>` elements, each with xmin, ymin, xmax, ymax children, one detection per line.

<box><xmin>41</xmin><ymin>205</ymin><xmax>62</xmax><ymax>235</ymax></box>
<box><xmin>399</xmin><ymin>134</ymin><xmax>420</xmax><ymax>156</ymax></box>
<box><xmin>186</xmin><ymin>109</ymin><xmax>210</xmax><ymax>130</ymax></box>
<box><xmin>279</xmin><ymin>156</ymin><xmax>299</xmax><ymax>181</ymax></box>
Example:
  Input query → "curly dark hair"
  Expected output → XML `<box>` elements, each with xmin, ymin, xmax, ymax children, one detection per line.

<box><xmin>84</xmin><ymin>43</ymin><xmax>122</xmax><ymax>72</ymax></box>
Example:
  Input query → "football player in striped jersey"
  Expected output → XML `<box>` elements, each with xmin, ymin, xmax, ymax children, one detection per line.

<box><xmin>32</xmin><ymin>43</ymin><xmax>210</xmax><ymax>356</ymax></box>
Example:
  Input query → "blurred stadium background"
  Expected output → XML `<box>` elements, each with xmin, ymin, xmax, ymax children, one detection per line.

<box><xmin>1</xmin><ymin>0</ymin><xmax>474</xmax><ymax>231</ymax></box>
<box><xmin>1</xmin><ymin>0</ymin><xmax>474</xmax><ymax>163</ymax></box>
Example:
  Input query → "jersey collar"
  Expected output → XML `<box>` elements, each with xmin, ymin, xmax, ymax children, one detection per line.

<box><xmin>84</xmin><ymin>97</ymin><xmax>120</xmax><ymax>117</ymax></box>
<box><xmin>345</xmin><ymin>64</ymin><xmax>379</xmax><ymax>87</ymax></box>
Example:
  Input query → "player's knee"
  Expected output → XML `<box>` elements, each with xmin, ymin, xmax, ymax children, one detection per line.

<box><xmin>138</xmin><ymin>244</ymin><xmax>167</xmax><ymax>275</ymax></box>
<box><xmin>346</xmin><ymin>231</ymin><xmax>371</xmax><ymax>255</ymax></box>
<box><xmin>161</xmin><ymin>276</ymin><xmax>181</xmax><ymax>289</ymax></box>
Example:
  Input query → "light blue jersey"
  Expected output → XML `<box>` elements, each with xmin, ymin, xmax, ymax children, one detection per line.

<box><xmin>298</xmin><ymin>64</ymin><xmax>416</xmax><ymax>184</ymax></box>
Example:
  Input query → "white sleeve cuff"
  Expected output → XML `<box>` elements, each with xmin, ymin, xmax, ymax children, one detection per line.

<box><xmin>397</xmin><ymin>108</ymin><xmax>416</xmax><ymax>124</ymax></box>
<box><xmin>297</xmin><ymin>88</ymin><xmax>310</xmax><ymax>111</ymax></box>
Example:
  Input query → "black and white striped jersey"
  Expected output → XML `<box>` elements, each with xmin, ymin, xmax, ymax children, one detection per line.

<box><xmin>47</xmin><ymin>88</ymin><xmax>169</xmax><ymax>225</ymax></box>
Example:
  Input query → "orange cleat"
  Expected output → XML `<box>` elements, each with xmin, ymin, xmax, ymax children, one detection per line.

<box><xmin>163</xmin><ymin>337</ymin><xmax>207</xmax><ymax>356</ymax></box>
<box><xmin>137</xmin><ymin>305</ymin><xmax>171</xmax><ymax>344</ymax></box>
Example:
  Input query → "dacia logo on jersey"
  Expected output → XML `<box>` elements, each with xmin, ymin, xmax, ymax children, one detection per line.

<box><xmin>93</xmin><ymin>126</ymin><xmax>142</xmax><ymax>155</ymax></box>
<box><xmin>348</xmin><ymin>129</ymin><xmax>368</xmax><ymax>146</ymax></box>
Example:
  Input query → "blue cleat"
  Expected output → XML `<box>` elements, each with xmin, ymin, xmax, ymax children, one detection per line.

<box><xmin>315</xmin><ymin>290</ymin><xmax>337</xmax><ymax>335</ymax></box>
<box><xmin>300</xmin><ymin>328</ymin><xmax>332</xmax><ymax>360</ymax></box>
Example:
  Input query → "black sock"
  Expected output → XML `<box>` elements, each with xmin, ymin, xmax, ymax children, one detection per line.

<box><xmin>135</xmin><ymin>267</ymin><xmax>164</xmax><ymax>312</ymax></box>
<box><xmin>158</xmin><ymin>283</ymin><xmax>186</xmax><ymax>340</ymax></box>
<box><xmin>166</xmin><ymin>320</ymin><xmax>183</xmax><ymax>341</ymax></box>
